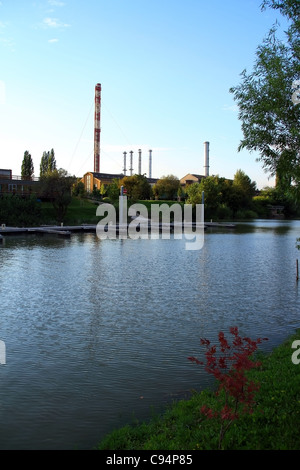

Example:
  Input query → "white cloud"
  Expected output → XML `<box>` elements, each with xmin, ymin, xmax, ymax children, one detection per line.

<box><xmin>43</xmin><ymin>17</ymin><xmax>70</xmax><ymax>28</ymax></box>
<box><xmin>48</xmin><ymin>0</ymin><xmax>66</xmax><ymax>6</ymax></box>
<box><xmin>0</xmin><ymin>36</ymin><xmax>14</xmax><ymax>51</ymax></box>
<box><xmin>222</xmin><ymin>104</ymin><xmax>239</xmax><ymax>112</ymax></box>
<box><xmin>48</xmin><ymin>38</ymin><xmax>59</xmax><ymax>43</ymax></box>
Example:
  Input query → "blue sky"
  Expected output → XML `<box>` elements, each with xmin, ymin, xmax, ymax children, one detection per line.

<box><xmin>0</xmin><ymin>0</ymin><xmax>290</xmax><ymax>189</ymax></box>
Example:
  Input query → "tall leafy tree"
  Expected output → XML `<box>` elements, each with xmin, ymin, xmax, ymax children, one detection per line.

<box><xmin>230</xmin><ymin>0</ymin><xmax>300</xmax><ymax>187</ymax></box>
<box><xmin>233</xmin><ymin>169</ymin><xmax>257</xmax><ymax>196</ymax></box>
<box><xmin>21</xmin><ymin>150</ymin><xmax>34</xmax><ymax>180</ymax></box>
<box><xmin>39</xmin><ymin>168</ymin><xmax>75</xmax><ymax>223</ymax></box>
<box><xmin>152</xmin><ymin>175</ymin><xmax>180</xmax><ymax>200</ymax></box>
<box><xmin>107</xmin><ymin>178</ymin><xmax>121</xmax><ymax>201</ymax></box>
<box><xmin>121</xmin><ymin>174</ymin><xmax>152</xmax><ymax>200</ymax></box>
<box><xmin>40</xmin><ymin>152</ymin><xmax>48</xmax><ymax>176</ymax></box>
<box><xmin>48</xmin><ymin>148</ymin><xmax>56</xmax><ymax>172</ymax></box>
<box><xmin>186</xmin><ymin>176</ymin><xmax>222</xmax><ymax>210</ymax></box>
<box><xmin>40</xmin><ymin>149</ymin><xmax>57</xmax><ymax>176</ymax></box>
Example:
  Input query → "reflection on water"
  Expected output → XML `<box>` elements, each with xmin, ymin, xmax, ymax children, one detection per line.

<box><xmin>234</xmin><ymin>219</ymin><xmax>295</xmax><ymax>235</ymax></box>
<box><xmin>0</xmin><ymin>220</ymin><xmax>299</xmax><ymax>449</ymax></box>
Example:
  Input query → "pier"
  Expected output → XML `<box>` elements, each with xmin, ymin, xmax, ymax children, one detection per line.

<box><xmin>0</xmin><ymin>221</ymin><xmax>236</xmax><ymax>240</ymax></box>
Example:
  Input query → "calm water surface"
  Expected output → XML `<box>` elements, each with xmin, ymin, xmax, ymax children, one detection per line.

<box><xmin>0</xmin><ymin>219</ymin><xmax>299</xmax><ymax>449</ymax></box>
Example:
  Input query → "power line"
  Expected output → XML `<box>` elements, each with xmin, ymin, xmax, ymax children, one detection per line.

<box><xmin>74</xmin><ymin>148</ymin><xmax>93</xmax><ymax>176</ymax></box>
<box><xmin>102</xmin><ymin>100</ymin><xmax>133</xmax><ymax>147</ymax></box>
<box><xmin>68</xmin><ymin>100</ymin><xmax>94</xmax><ymax>170</ymax></box>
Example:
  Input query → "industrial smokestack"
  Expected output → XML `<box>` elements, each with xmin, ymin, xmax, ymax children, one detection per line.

<box><xmin>149</xmin><ymin>149</ymin><xmax>152</xmax><ymax>178</ymax></box>
<box><xmin>138</xmin><ymin>149</ymin><xmax>142</xmax><ymax>175</ymax></box>
<box><xmin>204</xmin><ymin>141</ymin><xmax>209</xmax><ymax>177</ymax></box>
<box><xmin>123</xmin><ymin>151</ymin><xmax>127</xmax><ymax>176</ymax></box>
<box><xmin>129</xmin><ymin>151</ymin><xmax>133</xmax><ymax>176</ymax></box>
<box><xmin>94</xmin><ymin>83</ymin><xmax>101</xmax><ymax>173</ymax></box>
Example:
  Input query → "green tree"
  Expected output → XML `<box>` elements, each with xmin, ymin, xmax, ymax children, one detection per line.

<box><xmin>40</xmin><ymin>149</ymin><xmax>57</xmax><ymax>176</ymax></box>
<box><xmin>39</xmin><ymin>169</ymin><xmax>75</xmax><ymax>223</ymax></box>
<box><xmin>107</xmin><ymin>178</ymin><xmax>121</xmax><ymax>201</ymax></box>
<box><xmin>99</xmin><ymin>183</ymin><xmax>107</xmax><ymax>198</ymax></box>
<box><xmin>185</xmin><ymin>182</ymin><xmax>203</xmax><ymax>206</ymax></box>
<box><xmin>200</xmin><ymin>176</ymin><xmax>223</xmax><ymax>215</ymax></box>
<box><xmin>185</xmin><ymin>175</ymin><xmax>223</xmax><ymax>219</ymax></box>
<box><xmin>72</xmin><ymin>180</ymin><xmax>85</xmax><ymax>198</ymax></box>
<box><xmin>177</xmin><ymin>185</ymin><xmax>185</xmax><ymax>201</ymax></box>
<box><xmin>230</xmin><ymin>0</ymin><xmax>300</xmax><ymax>187</ymax></box>
<box><xmin>233</xmin><ymin>169</ymin><xmax>257</xmax><ymax>195</ymax></box>
<box><xmin>230</xmin><ymin>169</ymin><xmax>257</xmax><ymax>212</ymax></box>
<box><xmin>153</xmin><ymin>175</ymin><xmax>180</xmax><ymax>200</ymax></box>
<box><xmin>121</xmin><ymin>174</ymin><xmax>152</xmax><ymax>200</ymax></box>
<box><xmin>21</xmin><ymin>150</ymin><xmax>34</xmax><ymax>180</ymax></box>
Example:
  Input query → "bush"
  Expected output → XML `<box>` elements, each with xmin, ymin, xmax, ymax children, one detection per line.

<box><xmin>235</xmin><ymin>209</ymin><xmax>258</xmax><ymax>220</ymax></box>
<box><xmin>0</xmin><ymin>195</ymin><xmax>42</xmax><ymax>226</ymax></box>
<box><xmin>216</xmin><ymin>204</ymin><xmax>233</xmax><ymax>220</ymax></box>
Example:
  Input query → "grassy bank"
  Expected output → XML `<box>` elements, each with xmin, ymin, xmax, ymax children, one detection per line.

<box><xmin>40</xmin><ymin>198</ymin><xmax>183</xmax><ymax>226</ymax></box>
<box><xmin>96</xmin><ymin>330</ymin><xmax>300</xmax><ymax>450</ymax></box>
<box><xmin>40</xmin><ymin>197</ymin><xmax>100</xmax><ymax>225</ymax></box>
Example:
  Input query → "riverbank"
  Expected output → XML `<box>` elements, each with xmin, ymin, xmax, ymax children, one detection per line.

<box><xmin>96</xmin><ymin>329</ymin><xmax>300</xmax><ymax>450</ymax></box>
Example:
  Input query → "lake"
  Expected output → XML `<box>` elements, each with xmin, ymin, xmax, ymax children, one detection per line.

<box><xmin>0</xmin><ymin>219</ymin><xmax>299</xmax><ymax>449</ymax></box>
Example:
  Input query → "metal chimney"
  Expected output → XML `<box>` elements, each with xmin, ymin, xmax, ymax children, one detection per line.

<box><xmin>149</xmin><ymin>149</ymin><xmax>152</xmax><ymax>178</ymax></box>
<box><xmin>123</xmin><ymin>151</ymin><xmax>127</xmax><ymax>176</ymax></box>
<box><xmin>204</xmin><ymin>141</ymin><xmax>209</xmax><ymax>177</ymax></box>
<box><xmin>129</xmin><ymin>151</ymin><xmax>133</xmax><ymax>176</ymax></box>
<box><xmin>94</xmin><ymin>83</ymin><xmax>101</xmax><ymax>173</ymax></box>
<box><xmin>138</xmin><ymin>149</ymin><xmax>142</xmax><ymax>175</ymax></box>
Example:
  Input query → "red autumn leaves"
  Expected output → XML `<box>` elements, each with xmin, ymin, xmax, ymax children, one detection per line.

<box><xmin>188</xmin><ymin>326</ymin><xmax>268</xmax><ymax>448</ymax></box>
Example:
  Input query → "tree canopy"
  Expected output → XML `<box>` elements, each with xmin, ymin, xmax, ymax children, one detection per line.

<box><xmin>120</xmin><ymin>174</ymin><xmax>152</xmax><ymax>200</ymax></box>
<box><xmin>152</xmin><ymin>175</ymin><xmax>180</xmax><ymax>200</ymax></box>
<box><xmin>185</xmin><ymin>172</ymin><xmax>258</xmax><ymax>219</ymax></box>
<box><xmin>40</xmin><ymin>149</ymin><xmax>57</xmax><ymax>177</ymax></box>
<box><xmin>21</xmin><ymin>150</ymin><xmax>34</xmax><ymax>180</ymax></box>
<box><xmin>230</xmin><ymin>0</ymin><xmax>299</xmax><ymax>187</ymax></box>
<box><xmin>39</xmin><ymin>168</ymin><xmax>75</xmax><ymax>223</ymax></box>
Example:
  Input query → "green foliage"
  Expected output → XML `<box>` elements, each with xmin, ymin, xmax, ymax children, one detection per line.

<box><xmin>216</xmin><ymin>204</ymin><xmax>233</xmax><ymax>220</ymax></box>
<box><xmin>0</xmin><ymin>195</ymin><xmax>42</xmax><ymax>226</ymax></box>
<box><xmin>235</xmin><ymin>209</ymin><xmax>258</xmax><ymax>220</ymax></box>
<box><xmin>106</xmin><ymin>179</ymin><xmax>121</xmax><ymax>201</ymax></box>
<box><xmin>230</xmin><ymin>0</ymin><xmax>300</xmax><ymax>188</ymax></box>
<box><xmin>152</xmin><ymin>175</ymin><xmax>180</xmax><ymax>200</ymax></box>
<box><xmin>261</xmin><ymin>0</ymin><xmax>300</xmax><ymax>23</ymax></box>
<box><xmin>21</xmin><ymin>150</ymin><xmax>34</xmax><ymax>180</ymax></box>
<box><xmin>40</xmin><ymin>149</ymin><xmax>57</xmax><ymax>177</ymax></box>
<box><xmin>185</xmin><ymin>173</ymin><xmax>258</xmax><ymax>219</ymax></box>
<box><xmin>121</xmin><ymin>174</ymin><xmax>152</xmax><ymax>200</ymax></box>
<box><xmin>72</xmin><ymin>180</ymin><xmax>86</xmax><ymax>198</ymax></box>
<box><xmin>39</xmin><ymin>168</ymin><xmax>76</xmax><ymax>223</ymax></box>
<box><xmin>233</xmin><ymin>169</ymin><xmax>257</xmax><ymax>196</ymax></box>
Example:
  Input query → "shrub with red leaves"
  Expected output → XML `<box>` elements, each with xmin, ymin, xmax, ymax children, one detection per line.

<box><xmin>188</xmin><ymin>326</ymin><xmax>268</xmax><ymax>449</ymax></box>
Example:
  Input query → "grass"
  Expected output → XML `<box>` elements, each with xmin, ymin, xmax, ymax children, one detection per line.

<box><xmin>40</xmin><ymin>197</ymin><xmax>100</xmax><ymax>225</ymax></box>
<box><xmin>40</xmin><ymin>198</ymin><xmax>183</xmax><ymax>226</ymax></box>
<box><xmin>96</xmin><ymin>330</ymin><xmax>300</xmax><ymax>450</ymax></box>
